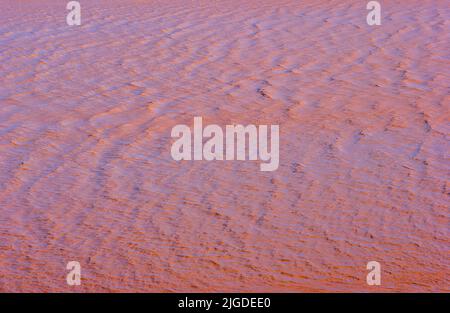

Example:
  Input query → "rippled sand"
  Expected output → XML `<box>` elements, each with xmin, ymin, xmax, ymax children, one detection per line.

<box><xmin>0</xmin><ymin>0</ymin><xmax>449</xmax><ymax>292</ymax></box>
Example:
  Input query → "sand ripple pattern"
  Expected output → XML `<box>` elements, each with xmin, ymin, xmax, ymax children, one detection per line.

<box><xmin>0</xmin><ymin>0</ymin><xmax>449</xmax><ymax>291</ymax></box>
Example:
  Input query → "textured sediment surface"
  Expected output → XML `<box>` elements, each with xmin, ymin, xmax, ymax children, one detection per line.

<box><xmin>0</xmin><ymin>0</ymin><xmax>449</xmax><ymax>292</ymax></box>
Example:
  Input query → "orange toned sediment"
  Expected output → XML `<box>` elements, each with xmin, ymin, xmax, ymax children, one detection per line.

<box><xmin>0</xmin><ymin>0</ymin><xmax>448</xmax><ymax>292</ymax></box>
